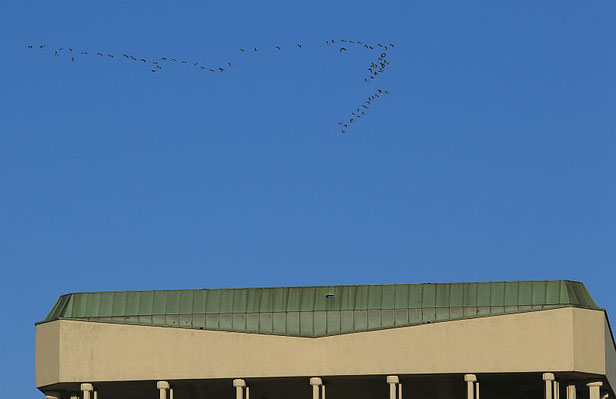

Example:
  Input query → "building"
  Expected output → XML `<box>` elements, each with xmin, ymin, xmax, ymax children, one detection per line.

<box><xmin>36</xmin><ymin>280</ymin><xmax>615</xmax><ymax>399</ymax></box>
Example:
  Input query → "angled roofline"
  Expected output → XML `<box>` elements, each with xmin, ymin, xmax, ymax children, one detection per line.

<box><xmin>36</xmin><ymin>280</ymin><xmax>604</xmax><ymax>338</ymax></box>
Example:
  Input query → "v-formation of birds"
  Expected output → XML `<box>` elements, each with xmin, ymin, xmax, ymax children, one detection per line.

<box><xmin>28</xmin><ymin>40</ymin><xmax>394</xmax><ymax>134</ymax></box>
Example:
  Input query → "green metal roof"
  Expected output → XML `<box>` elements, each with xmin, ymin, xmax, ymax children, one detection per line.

<box><xmin>39</xmin><ymin>280</ymin><xmax>599</xmax><ymax>337</ymax></box>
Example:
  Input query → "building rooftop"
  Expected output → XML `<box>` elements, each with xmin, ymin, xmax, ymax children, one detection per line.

<box><xmin>39</xmin><ymin>280</ymin><xmax>599</xmax><ymax>337</ymax></box>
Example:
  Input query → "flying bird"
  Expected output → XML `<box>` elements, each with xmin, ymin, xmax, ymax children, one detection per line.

<box><xmin>339</xmin><ymin>47</ymin><xmax>347</xmax><ymax>52</ymax></box>
<box><xmin>297</xmin><ymin>43</ymin><xmax>302</xmax><ymax>48</ymax></box>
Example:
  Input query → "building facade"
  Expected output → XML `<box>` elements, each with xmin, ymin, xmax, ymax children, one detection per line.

<box><xmin>36</xmin><ymin>281</ymin><xmax>616</xmax><ymax>399</ymax></box>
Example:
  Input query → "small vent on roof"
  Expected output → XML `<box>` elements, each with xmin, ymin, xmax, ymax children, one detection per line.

<box><xmin>325</xmin><ymin>294</ymin><xmax>335</xmax><ymax>299</ymax></box>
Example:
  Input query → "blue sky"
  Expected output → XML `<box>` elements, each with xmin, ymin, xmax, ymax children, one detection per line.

<box><xmin>1</xmin><ymin>1</ymin><xmax>615</xmax><ymax>396</ymax></box>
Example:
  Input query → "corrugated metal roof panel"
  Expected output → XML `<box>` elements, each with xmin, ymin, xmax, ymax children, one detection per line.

<box><xmin>38</xmin><ymin>280</ymin><xmax>600</xmax><ymax>337</ymax></box>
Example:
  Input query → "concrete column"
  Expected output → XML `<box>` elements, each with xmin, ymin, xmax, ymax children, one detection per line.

<box><xmin>464</xmin><ymin>374</ymin><xmax>477</xmax><ymax>399</ymax></box>
<box><xmin>387</xmin><ymin>376</ymin><xmax>399</xmax><ymax>399</ymax></box>
<box><xmin>543</xmin><ymin>374</ymin><xmax>555</xmax><ymax>399</ymax></box>
<box><xmin>246</xmin><ymin>387</ymin><xmax>250</xmax><ymax>399</ymax></box>
<box><xmin>398</xmin><ymin>382</ymin><xmax>403</xmax><ymax>399</ymax></box>
<box><xmin>234</xmin><ymin>379</ymin><xmax>247</xmax><ymax>399</ymax></box>
<box><xmin>566</xmin><ymin>384</ymin><xmax>576</xmax><ymax>399</ymax></box>
<box><xmin>475</xmin><ymin>382</ymin><xmax>479</xmax><ymax>399</ymax></box>
<box><xmin>310</xmin><ymin>378</ymin><xmax>323</xmax><ymax>399</ymax></box>
<box><xmin>81</xmin><ymin>384</ymin><xmax>94</xmax><ymax>399</ymax></box>
<box><xmin>157</xmin><ymin>381</ymin><xmax>170</xmax><ymax>399</ymax></box>
<box><xmin>554</xmin><ymin>381</ymin><xmax>560</xmax><ymax>399</ymax></box>
<box><xmin>587</xmin><ymin>382</ymin><xmax>602</xmax><ymax>399</ymax></box>
<box><xmin>94</xmin><ymin>392</ymin><xmax>98</xmax><ymax>399</ymax></box>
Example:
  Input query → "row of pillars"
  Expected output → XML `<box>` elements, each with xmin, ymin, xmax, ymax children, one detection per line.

<box><xmin>543</xmin><ymin>373</ymin><xmax>608</xmax><ymax>399</ymax></box>
<box><xmin>45</xmin><ymin>374</ymin><xmax>609</xmax><ymax>399</ymax></box>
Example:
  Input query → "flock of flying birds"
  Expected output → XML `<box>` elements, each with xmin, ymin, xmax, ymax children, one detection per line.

<box><xmin>28</xmin><ymin>39</ymin><xmax>394</xmax><ymax>134</ymax></box>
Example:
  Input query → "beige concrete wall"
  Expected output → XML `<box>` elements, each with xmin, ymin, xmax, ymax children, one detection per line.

<box><xmin>35</xmin><ymin>307</ymin><xmax>610</xmax><ymax>388</ymax></box>
<box><xmin>605</xmin><ymin>319</ymin><xmax>616</xmax><ymax>392</ymax></box>
<box><xmin>35</xmin><ymin>320</ymin><xmax>60</xmax><ymax>387</ymax></box>
<box><xmin>572</xmin><ymin>307</ymin><xmax>606</xmax><ymax>375</ymax></box>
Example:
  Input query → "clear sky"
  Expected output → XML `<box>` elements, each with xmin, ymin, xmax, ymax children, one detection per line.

<box><xmin>1</xmin><ymin>1</ymin><xmax>615</xmax><ymax>396</ymax></box>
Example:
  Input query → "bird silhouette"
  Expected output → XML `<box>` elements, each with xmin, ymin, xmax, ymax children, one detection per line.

<box><xmin>27</xmin><ymin>45</ymin><xmax>33</xmax><ymax>49</ymax></box>
<box><xmin>276</xmin><ymin>45</ymin><xmax>281</xmax><ymax>50</ymax></box>
<box><xmin>297</xmin><ymin>43</ymin><xmax>302</xmax><ymax>48</ymax></box>
<box><xmin>339</xmin><ymin>47</ymin><xmax>347</xmax><ymax>52</ymax></box>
